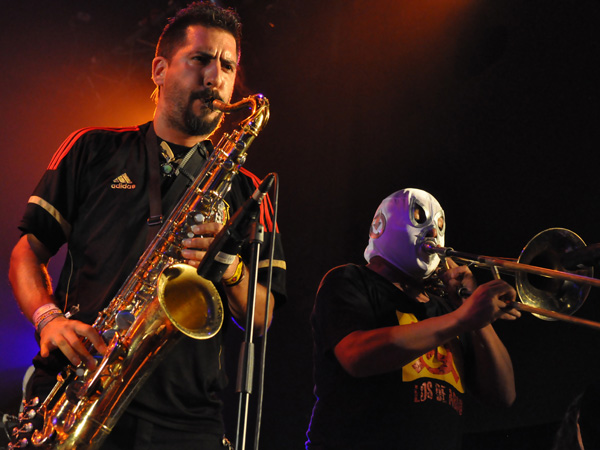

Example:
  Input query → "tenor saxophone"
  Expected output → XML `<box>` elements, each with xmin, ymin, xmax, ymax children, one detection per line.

<box><xmin>18</xmin><ymin>94</ymin><xmax>270</xmax><ymax>450</ymax></box>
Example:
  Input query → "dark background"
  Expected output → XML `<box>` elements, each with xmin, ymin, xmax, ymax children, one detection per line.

<box><xmin>1</xmin><ymin>1</ymin><xmax>599</xmax><ymax>448</ymax></box>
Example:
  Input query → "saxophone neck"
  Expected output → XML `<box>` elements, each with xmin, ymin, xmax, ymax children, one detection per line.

<box><xmin>210</xmin><ymin>93</ymin><xmax>265</xmax><ymax>113</ymax></box>
<box><xmin>210</xmin><ymin>94</ymin><xmax>270</xmax><ymax>134</ymax></box>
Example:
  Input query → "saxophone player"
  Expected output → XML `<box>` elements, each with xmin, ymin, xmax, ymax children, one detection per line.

<box><xmin>305</xmin><ymin>188</ymin><xmax>517</xmax><ymax>450</ymax></box>
<box><xmin>9</xmin><ymin>2</ymin><xmax>286</xmax><ymax>449</ymax></box>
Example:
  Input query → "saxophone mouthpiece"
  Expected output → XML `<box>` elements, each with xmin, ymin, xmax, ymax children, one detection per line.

<box><xmin>209</xmin><ymin>98</ymin><xmax>226</xmax><ymax>111</ymax></box>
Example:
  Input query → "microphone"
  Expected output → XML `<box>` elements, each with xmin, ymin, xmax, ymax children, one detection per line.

<box><xmin>561</xmin><ymin>244</ymin><xmax>600</xmax><ymax>270</ymax></box>
<box><xmin>197</xmin><ymin>173</ymin><xmax>275</xmax><ymax>283</ymax></box>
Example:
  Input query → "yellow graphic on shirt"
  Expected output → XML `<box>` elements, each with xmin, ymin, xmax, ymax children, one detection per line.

<box><xmin>397</xmin><ymin>311</ymin><xmax>464</xmax><ymax>393</ymax></box>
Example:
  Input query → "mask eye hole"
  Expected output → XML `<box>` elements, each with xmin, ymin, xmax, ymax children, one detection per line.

<box><xmin>413</xmin><ymin>204</ymin><xmax>427</xmax><ymax>225</ymax></box>
<box><xmin>438</xmin><ymin>217</ymin><xmax>445</xmax><ymax>232</ymax></box>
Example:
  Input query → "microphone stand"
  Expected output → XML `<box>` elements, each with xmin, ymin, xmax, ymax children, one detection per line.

<box><xmin>235</xmin><ymin>222</ymin><xmax>264</xmax><ymax>450</ymax></box>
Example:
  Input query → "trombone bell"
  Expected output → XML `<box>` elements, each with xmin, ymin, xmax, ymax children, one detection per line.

<box><xmin>516</xmin><ymin>228</ymin><xmax>593</xmax><ymax>321</ymax></box>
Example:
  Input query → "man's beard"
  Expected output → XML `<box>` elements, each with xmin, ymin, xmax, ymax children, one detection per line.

<box><xmin>182</xmin><ymin>104</ymin><xmax>223</xmax><ymax>136</ymax></box>
<box><xmin>168</xmin><ymin>89</ymin><xmax>225</xmax><ymax>137</ymax></box>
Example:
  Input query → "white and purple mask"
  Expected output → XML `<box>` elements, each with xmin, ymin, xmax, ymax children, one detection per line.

<box><xmin>364</xmin><ymin>188</ymin><xmax>445</xmax><ymax>280</ymax></box>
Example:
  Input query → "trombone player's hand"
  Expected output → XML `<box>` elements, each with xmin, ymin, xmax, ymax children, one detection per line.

<box><xmin>440</xmin><ymin>258</ymin><xmax>521</xmax><ymax>327</ymax></box>
<box><xmin>439</xmin><ymin>257</ymin><xmax>477</xmax><ymax>307</ymax></box>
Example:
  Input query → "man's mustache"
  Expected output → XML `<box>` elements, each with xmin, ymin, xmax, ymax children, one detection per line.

<box><xmin>191</xmin><ymin>89</ymin><xmax>224</xmax><ymax>105</ymax></box>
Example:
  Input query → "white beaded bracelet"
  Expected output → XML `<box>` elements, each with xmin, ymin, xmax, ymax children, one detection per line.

<box><xmin>32</xmin><ymin>303</ymin><xmax>64</xmax><ymax>333</ymax></box>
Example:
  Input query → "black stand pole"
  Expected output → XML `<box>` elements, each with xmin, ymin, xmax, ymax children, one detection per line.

<box><xmin>235</xmin><ymin>222</ymin><xmax>263</xmax><ymax>450</ymax></box>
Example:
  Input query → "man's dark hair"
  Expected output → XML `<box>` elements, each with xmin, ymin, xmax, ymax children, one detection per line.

<box><xmin>156</xmin><ymin>1</ymin><xmax>242</xmax><ymax>61</ymax></box>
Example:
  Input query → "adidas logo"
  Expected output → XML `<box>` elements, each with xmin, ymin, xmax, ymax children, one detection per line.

<box><xmin>111</xmin><ymin>173</ymin><xmax>136</xmax><ymax>189</ymax></box>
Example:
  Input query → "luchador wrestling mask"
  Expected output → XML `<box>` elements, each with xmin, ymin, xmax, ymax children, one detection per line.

<box><xmin>364</xmin><ymin>188</ymin><xmax>445</xmax><ymax>280</ymax></box>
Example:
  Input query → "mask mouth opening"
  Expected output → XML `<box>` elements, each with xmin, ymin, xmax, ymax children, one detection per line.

<box><xmin>417</xmin><ymin>228</ymin><xmax>441</xmax><ymax>249</ymax></box>
<box><xmin>415</xmin><ymin>234</ymin><xmax>442</xmax><ymax>276</ymax></box>
<box><xmin>420</xmin><ymin>237</ymin><xmax>438</xmax><ymax>248</ymax></box>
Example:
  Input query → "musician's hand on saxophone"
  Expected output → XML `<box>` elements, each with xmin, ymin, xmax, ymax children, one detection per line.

<box><xmin>181</xmin><ymin>222</ymin><xmax>240</xmax><ymax>280</ymax></box>
<box><xmin>40</xmin><ymin>316</ymin><xmax>107</xmax><ymax>369</ymax></box>
<box><xmin>10</xmin><ymin>233</ymin><xmax>108</xmax><ymax>371</ymax></box>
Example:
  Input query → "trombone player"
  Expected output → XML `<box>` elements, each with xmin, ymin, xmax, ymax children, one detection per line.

<box><xmin>305</xmin><ymin>188</ymin><xmax>519</xmax><ymax>450</ymax></box>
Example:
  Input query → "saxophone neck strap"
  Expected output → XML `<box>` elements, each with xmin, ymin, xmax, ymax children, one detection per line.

<box><xmin>159</xmin><ymin>141</ymin><xmax>209</xmax><ymax>216</ymax></box>
<box><xmin>144</xmin><ymin>123</ymin><xmax>210</xmax><ymax>245</ymax></box>
<box><xmin>145</xmin><ymin>123</ymin><xmax>164</xmax><ymax>233</ymax></box>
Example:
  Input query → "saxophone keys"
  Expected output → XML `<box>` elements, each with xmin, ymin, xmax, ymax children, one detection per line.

<box><xmin>115</xmin><ymin>311</ymin><xmax>135</xmax><ymax>330</ymax></box>
<box><xmin>8</xmin><ymin>437</ymin><xmax>29</xmax><ymax>448</ymax></box>
<box><xmin>18</xmin><ymin>409</ymin><xmax>35</xmax><ymax>421</ymax></box>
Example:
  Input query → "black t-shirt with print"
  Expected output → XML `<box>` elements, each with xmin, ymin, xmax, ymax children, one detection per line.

<box><xmin>306</xmin><ymin>264</ymin><xmax>469</xmax><ymax>450</ymax></box>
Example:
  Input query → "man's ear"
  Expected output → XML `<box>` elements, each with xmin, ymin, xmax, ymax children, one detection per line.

<box><xmin>152</xmin><ymin>57</ymin><xmax>168</xmax><ymax>86</ymax></box>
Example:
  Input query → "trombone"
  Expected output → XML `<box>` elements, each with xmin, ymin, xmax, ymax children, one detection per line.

<box><xmin>423</xmin><ymin>228</ymin><xmax>600</xmax><ymax>330</ymax></box>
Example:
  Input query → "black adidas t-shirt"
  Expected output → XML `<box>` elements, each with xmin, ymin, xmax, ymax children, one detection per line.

<box><xmin>306</xmin><ymin>264</ymin><xmax>469</xmax><ymax>450</ymax></box>
<box><xmin>19</xmin><ymin>121</ymin><xmax>286</xmax><ymax>433</ymax></box>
